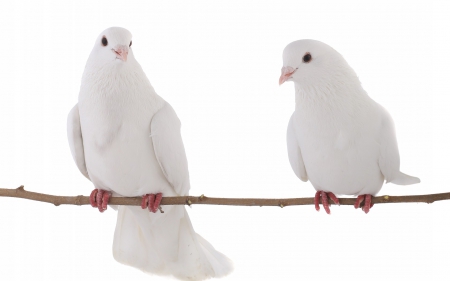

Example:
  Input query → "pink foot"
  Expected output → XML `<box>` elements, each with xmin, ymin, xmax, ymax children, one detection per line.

<box><xmin>314</xmin><ymin>191</ymin><xmax>340</xmax><ymax>214</ymax></box>
<box><xmin>141</xmin><ymin>193</ymin><xmax>163</xmax><ymax>213</ymax></box>
<box><xmin>89</xmin><ymin>189</ymin><xmax>111</xmax><ymax>213</ymax></box>
<box><xmin>354</xmin><ymin>194</ymin><xmax>373</xmax><ymax>214</ymax></box>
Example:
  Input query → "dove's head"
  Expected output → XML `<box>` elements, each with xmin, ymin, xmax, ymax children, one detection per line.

<box><xmin>86</xmin><ymin>27</ymin><xmax>136</xmax><ymax>70</ymax></box>
<box><xmin>279</xmin><ymin>40</ymin><xmax>359</xmax><ymax>91</ymax></box>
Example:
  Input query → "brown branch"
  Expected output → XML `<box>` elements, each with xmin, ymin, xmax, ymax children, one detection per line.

<box><xmin>0</xmin><ymin>186</ymin><xmax>449</xmax><ymax>208</ymax></box>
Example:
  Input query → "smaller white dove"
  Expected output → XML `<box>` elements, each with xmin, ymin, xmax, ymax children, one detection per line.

<box><xmin>279</xmin><ymin>40</ymin><xmax>420</xmax><ymax>214</ymax></box>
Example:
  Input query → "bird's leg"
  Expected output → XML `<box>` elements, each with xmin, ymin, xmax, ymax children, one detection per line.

<box><xmin>362</xmin><ymin>194</ymin><xmax>373</xmax><ymax>214</ymax></box>
<box><xmin>321</xmin><ymin>191</ymin><xmax>330</xmax><ymax>214</ymax></box>
<box><xmin>151</xmin><ymin>193</ymin><xmax>163</xmax><ymax>213</ymax></box>
<box><xmin>327</xmin><ymin>192</ymin><xmax>340</xmax><ymax>206</ymax></box>
<box><xmin>354</xmin><ymin>195</ymin><xmax>365</xmax><ymax>209</ymax></box>
<box><xmin>141</xmin><ymin>194</ymin><xmax>150</xmax><ymax>209</ymax></box>
<box><xmin>354</xmin><ymin>194</ymin><xmax>374</xmax><ymax>214</ymax></box>
<box><xmin>314</xmin><ymin>191</ymin><xmax>321</xmax><ymax>211</ymax></box>
<box><xmin>315</xmin><ymin>191</ymin><xmax>340</xmax><ymax>214</ymax></box>
<box><xmin>141</xmin><ymin>193</ymin><xmax>163</xmax><ymax>213</ymax></box>
<box><xmin>89</xmin><ymin>189</ymin><xmax>111</xmax><ymax>213</ymax></box>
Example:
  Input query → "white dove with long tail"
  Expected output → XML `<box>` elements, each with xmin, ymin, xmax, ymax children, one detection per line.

<box><xmin>279</xmin><ymin>40</ymin><xmax>420</xmax><ymax>214</ymax></box>
<box><xmin>67</xmin><ymin>27</ymin><xmax>232</xmax><ymax>280</ymax></box>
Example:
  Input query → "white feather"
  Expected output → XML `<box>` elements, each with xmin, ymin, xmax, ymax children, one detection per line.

<box><xmin>67</xmin><ymin>27</ymin><xmax>232</xmax><ymax>280</ymax></box>
<box><xmin>151</xmin><ymin>103</ymin><xmax>190</xmax><ymax>196</ymax></box>
<box><xmin>286</xmin><ymin>114</ymin><xmax>308</xmax><ymax>182</ymax></box>
<box><xmin>282</xmin><ymin>40</ymin><xmax>420</xmax><ymax>196</ymax></box>
<box><xmin>67</xmin><ymin>104</ymin><xmax>89</xmax><ymax>180</ymax></box>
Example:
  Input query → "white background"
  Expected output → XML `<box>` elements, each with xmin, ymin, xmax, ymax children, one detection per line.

<box><xmin>0</xmin><ymin>1</ymin><xmax>449</xmax><ymax>280</ymax></box>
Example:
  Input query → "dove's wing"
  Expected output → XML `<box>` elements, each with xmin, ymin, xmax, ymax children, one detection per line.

<box><xmin>378</xmin><ymin>108</ymin><xmax>400</xmax><ymax>182</ymax></box>
<box><xmin>287</xmin><ymin>114</ymin><xmax>308</xmax><ymax>182</ymax></box>
<box><xmin>67</xmin><ymin>104</ymin><xmax>89</xmax><ymax>180</ymax></box>
<box><xmin>378</xmin><ymin>107</ymin><xmax>420</xmax><ymax>185</ymax></box>
<box><xmin>150</xmin><ymin>102</ymin><xmax>190</xmax><ymax>196</ymax></box>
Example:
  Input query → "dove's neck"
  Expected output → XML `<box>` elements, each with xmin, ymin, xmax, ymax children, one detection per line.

<box><xmin>78</xmin><ymin>61</ymin><xmax>165</xmax><ymax>129</ymax></box>
<box><xmin>293</xmin><ymin>75</ymin><xmax>373</xmax><ymax>131</ymax></box>
<box><xmin>294</xmin><ymin>75</ymin><xmax>368</xmax><ymax>110</ymax></box>
<box><xmin>79</xmin><ymin>61</ymin><xmax>161</xmax><ymax>105</ymax></box>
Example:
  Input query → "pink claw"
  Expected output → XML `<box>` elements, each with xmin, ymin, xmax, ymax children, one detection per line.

<box><xmin>90</xmin><ymin>189</ymin><xmax>98</xmax><ymax>207</ymax></box>
<box><xmin>354</xmin><ymin>195</ymin><xmax>365</xmax><ymax>209</ymax></box>
<box><xmin>321</xmin><ymin>191</ymin><xmax>330</xmax><ymax>214</ymax></box>
<box><xmin>101</xmin><ymin>191</ymin><xmax>111</xmax><ymax>212</ymax></box>
<box><xmin>354</xmin><ymin>194</ymin><xmax>374</xmax><ymax>214</ymax></box>
<box><xmin>148</xmin><ymin>194</ymin><xmax>156</xmax><ymax>212</ymax></box>
<box><xmin>153</xmin><ymin>193</ymin><xmax>163</xmax><ymax>213</ymax></box>
<box><xmin>141</xmin><ymin>194</ymin><xmax>150</xmax><ymax>209</ymax></box>
<box><xmin>362</xmin><ymin>194</ymin><xmax>372</xmax><ymax>214</ymax></box>
<box><xmin>314</xmin><ymin>191</ymin><xmax>321</xmax><ymax>211</ymax></box>
<box><xmin>89</xmin><ymin>189</ymin><xmax>111</xmax><ymax>213</ymax></box>
<box><xmin>328</xmin><ymin>192</ymin><xmax>340</xmax><ymax>205</ymax></box>
<box><xmin>96</xmin><ymin>190</ymin><xmax>105</xmax><ymax>212</ymax></box>
<box><xmin>141</xmin><ymin>193</ymin><xmax>163</xmax><ymax>213</ymax></box>
<box><xmin>314</xmin><ymin>191</ymin><xmax>339</xmax><ymax>214</ymax></box>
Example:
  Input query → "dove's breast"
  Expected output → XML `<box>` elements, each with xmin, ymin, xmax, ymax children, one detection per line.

<box><xmin>293</xmin><ymin>98</ymin><xmax>385</xmax><ymax>195</ymax></box>
<box><xmin>77</xmin><ymin>86</ymin><xmax>172</xmax><ymax>197</ymax></box>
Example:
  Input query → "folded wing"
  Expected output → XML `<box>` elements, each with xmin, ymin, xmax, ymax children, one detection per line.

<box><xmin>67</xmin><ymin>104</ymin><xmax>89</xmax><ymax>180</ymax></box>
<box><xmin>287</xmin><ymin>114</ymin><xmax>308</xmax><ymax>182</ymax></box>
<box><xmin>150</xmin><ymin>102</ymin><xmax>190</xmax><ymax>195</ymax></box>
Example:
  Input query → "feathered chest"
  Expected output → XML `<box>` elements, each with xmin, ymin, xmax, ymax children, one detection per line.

<box><xmin>77</xmin><ymin>69</ymin><xmax>164</xmax><ymax>149</ymax></box>
<box><xmin>294</xmin><ymin>95</ymin><xmax>380</xmax><ymax>152</ymax></box>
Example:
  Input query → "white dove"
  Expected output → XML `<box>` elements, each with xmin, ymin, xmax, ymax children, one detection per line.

<box><xmin>279</xmin><ymin>40</ymin><xmax>420</xmax><ymax>214</ymax></box>
<box><xmin>67</xmin><ymin>27</ymin><xmax>232</xmax><ymax>280</ymax></box>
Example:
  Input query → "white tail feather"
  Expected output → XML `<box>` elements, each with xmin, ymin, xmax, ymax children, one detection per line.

<box><xmin>388</xmin><ymin>171</ymin><xmax>421</xmax><ymax>185</ymax></box>
<box><xmin>113</xmin><ymin>206</ymin><xmax>233</xmax><ymax>280</ymax></box>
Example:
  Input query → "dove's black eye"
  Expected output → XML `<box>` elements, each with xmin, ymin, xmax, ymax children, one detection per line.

<box><xmin>129</xmin><ymin>41</ymin><xmax>132</xmax><ymax>47</ymax></box>
<box><xmin>303</xmin><ymin>53</ymin><xmax>312</xmax><ymax>63</ymax></box>
<box><xmin>101</xmin><ymin>36</ymin><xmax>108</xmax><ymax>47</ymax></box>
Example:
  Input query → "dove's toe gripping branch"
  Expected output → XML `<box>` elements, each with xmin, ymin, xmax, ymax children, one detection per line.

<box><xmin>90</xmin><ymin>189</ymin><xmax>111</xmax><ymax>213</ymax></box>
<box><xmin>314</xmin><ymin>191</ymin><xmax>340</xmax><ymax>214</ymax></box>
<box><xmin>354</xmin><ymin>194</ymin><xmax>374</xmax><ymax>214</ymax></box>
<box><xmin>141</xmin><ymin>193</ymin><xmax>163</xmax><ymax>213</ymax></box>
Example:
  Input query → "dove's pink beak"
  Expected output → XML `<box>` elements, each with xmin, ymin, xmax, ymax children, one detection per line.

<box><xmin>113</xmin><ymin>46</ymin><xmax>128</xmax><ymax>62</ymax></box>
<box><xmin>279</xmin><ymin>66</ymin><xmax>296</xmax><ymax>85</ymax></box>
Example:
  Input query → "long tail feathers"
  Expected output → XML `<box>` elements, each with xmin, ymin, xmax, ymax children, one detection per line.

<box><xmin>113</xmin><ymin>206</ymin><xmax>233</xmax><ymax>280</ymax></box>
<box><xmin>388</xmin><ymin>171</ymin><xmax>421</xmax><ymax>185</ymax></box>
<box><xmin>196</xmin><ymin>234</ymin><xmax>233</xmax><ymax>278</ymax></box>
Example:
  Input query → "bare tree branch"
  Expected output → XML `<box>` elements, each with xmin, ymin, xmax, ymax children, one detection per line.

<box><xmin>0</xmin><ymin>186</ymin><xmax>449</xmax><ymax>208</ymax></box>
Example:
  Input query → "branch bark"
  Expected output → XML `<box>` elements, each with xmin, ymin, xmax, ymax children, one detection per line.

<box><xmin>1</xmin><ymin>186</ymin><xmax>449</xmax><ymax>208</ymax></box>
